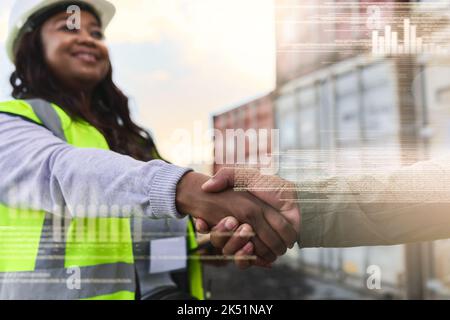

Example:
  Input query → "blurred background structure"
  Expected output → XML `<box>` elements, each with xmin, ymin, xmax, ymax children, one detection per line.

<box><xmin>2</xmin><ymin>0</ymin><xmax>450</xmax><ymax>300</ymax></box>
<box><xmin>211</xmin><ymin>0</ymin><xmax>450</xmax><ymax>299</ymax></box>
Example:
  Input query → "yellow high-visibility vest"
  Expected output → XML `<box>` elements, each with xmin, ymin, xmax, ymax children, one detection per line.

<box><xmin>0</xmin><ymin>99</ymin><xmax>204</xmax><ymax>300</ymax></box>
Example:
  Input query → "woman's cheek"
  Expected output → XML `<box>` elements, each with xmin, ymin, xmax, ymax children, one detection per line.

<box><xmin>101</xmin><ymin>60</ymin><xmax>110</xmax><ymax>77</ymax></box>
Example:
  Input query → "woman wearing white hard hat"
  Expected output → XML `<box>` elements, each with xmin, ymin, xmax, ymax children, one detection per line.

<box><xmin>0</xmin><ymin>0</ymin><xmax>299</xmax><ymax>300</ymax></box>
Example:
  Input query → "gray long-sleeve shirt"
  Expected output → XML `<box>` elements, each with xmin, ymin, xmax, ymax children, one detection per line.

<box><xmin>0</xmin><ymin>113</ymin><xmax>191</xmax><ymax>220</ymax></box>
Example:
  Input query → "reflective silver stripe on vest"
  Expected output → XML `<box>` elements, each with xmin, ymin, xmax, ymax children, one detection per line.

<box><xmin>0</xmin><ymin>263</ymin><xmax>135</xmax><ymax>300</ymax></box>
<box><xmin>26</xmin><ymin>99</ymin><xmax>66</xmax><ymax>141</ymax></box>
<box><xmin>25</xmin><ymin>100</ymin><xmax>70</xmax><ymax>271</ymax></box>
<box><xmin>34</xmin><ymin>212</ymin><xmax>67</xmax><ymax>270</ymax></box>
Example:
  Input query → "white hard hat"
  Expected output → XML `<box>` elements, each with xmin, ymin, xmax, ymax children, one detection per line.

<box><xmin>6</xmin><ymin>0</ymin><xmax>116</xmax><ymax>63</ymax></box>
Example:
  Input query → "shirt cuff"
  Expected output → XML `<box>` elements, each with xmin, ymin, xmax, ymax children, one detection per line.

<box><xmin>296</xmin><ymin>186</ymin><xmax>324</xmax><ymax>248</ymax></box>
<box><xmin>297</xmin><ymin>202</ymin><xmax>323</xmax><ymax>248</ymax></box>
<box><xmin>148</xmin><ymin>162</ymin><xmax>193</xmax><ymax>219</ymax></box>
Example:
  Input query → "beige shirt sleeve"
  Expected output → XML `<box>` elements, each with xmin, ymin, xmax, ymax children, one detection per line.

<box><xmin>298</xmin><ymin>154</ymin><xmax>450</xmax><ymax>248</ymax></box>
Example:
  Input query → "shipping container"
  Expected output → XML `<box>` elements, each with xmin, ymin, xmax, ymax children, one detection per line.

<box><xmin>414</xmin><ymin>54</ymin><xmax>450</xmax><ymax>298</ymax></box>
<box><xmin>210</xmin><ymin>0</ymin><xmax>450</xmax><ymax>299</ymax></box>
<box><xmin>275</xmin><ymin>55</ymin><xmax>413</xmax><ymax>298</ymax></box>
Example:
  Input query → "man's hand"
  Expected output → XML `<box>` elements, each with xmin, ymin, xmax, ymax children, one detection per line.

<box><xmin>202</xmin><ymin>168</ymin><xmax>300</xmax><ymax>232</ymax></box>
<box><xmin>196</xmin><ymin>168</ymin><xmax>301</xmax><ymax>268</ymax></box>
<box><xmin>176</xmin><ymin>171</ymin><xmax>298</xmax><ymax>262</ymax></box>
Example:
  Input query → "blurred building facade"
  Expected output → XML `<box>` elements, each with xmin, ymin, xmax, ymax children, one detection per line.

<box><xmin>275</xmin><ymin>0</ymin><xmax>396</xmax><ymax>85</ymax></box>
<box><xmin>212</xmin><ymin>0</ymin><xmax>450</xmax><ymax>299</ymax></box>
<box><xmin>412</xmin><ymin>0</ymin><xmax>450</xmax><ymax>298</ymax></box>
<box><xmin>213</xmin><ymin>93</ymin><xmax>275</xmax><ymax>174</ymax></box>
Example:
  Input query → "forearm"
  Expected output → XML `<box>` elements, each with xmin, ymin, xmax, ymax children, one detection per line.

<box><xmin>0</xmin><ymin>114</ymin><xmax>191</xmax><ymax>219</ymax></box>
<box><xmin>298</xmin><ymin>155</ymin><xmax>450</xmax><ymax>248</ymax></box>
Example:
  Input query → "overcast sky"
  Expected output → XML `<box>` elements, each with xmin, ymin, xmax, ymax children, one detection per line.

<box><xmin>0</xmin><ymin>0</ymin><xmax>276</xmax><ymax>171</ymax></box>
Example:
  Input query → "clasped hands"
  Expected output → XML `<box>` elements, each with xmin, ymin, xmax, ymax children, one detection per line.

<box><xmin>176</xmin><ymin>168</ymin><xmax>301</xmax><ymax>270</ymax></box>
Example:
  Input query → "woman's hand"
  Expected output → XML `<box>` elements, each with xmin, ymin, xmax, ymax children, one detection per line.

<box><xmin>196</xmin><ymin>217</ymin><xmax>272</xmax><ymax>270</ymax></box>
<box><xmin>176</xmin><ymin>171</ymin><xmax>298</xmax><ymax>262</ymax></box>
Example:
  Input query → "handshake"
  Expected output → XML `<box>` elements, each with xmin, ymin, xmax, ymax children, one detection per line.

<box><xmin>176</xmin><ymin>168</ymin><xmax>301</xmax><ymax>270</ymax></box>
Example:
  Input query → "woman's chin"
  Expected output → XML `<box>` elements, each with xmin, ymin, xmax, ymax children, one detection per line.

<box><xmin>70</xmin><ymin>72</ymin><xmax>104</xmax><ymax>87</ymax></box>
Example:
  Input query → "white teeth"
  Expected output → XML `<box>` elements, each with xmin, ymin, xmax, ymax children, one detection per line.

<box><xmin>75</xmin><ymin>53</ymin><xmax>97</xmax><ymax>62</ymax></box>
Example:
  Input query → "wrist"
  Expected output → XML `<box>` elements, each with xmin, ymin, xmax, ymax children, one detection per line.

<box><xmin>176</xmin><ymin>171</ymin><xmax>210</xmax><ymax>216</ymax></box>
<box><xmin>148</xmin><ymin>163</ymin><xmax>193</xmax><ymax>219</ymax></box>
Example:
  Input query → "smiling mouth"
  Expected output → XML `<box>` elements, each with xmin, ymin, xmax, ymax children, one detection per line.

<box><xmin>72</xmin><ymin>52</ymin><xmax>99</xmax><ymax>63</ymax></box>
